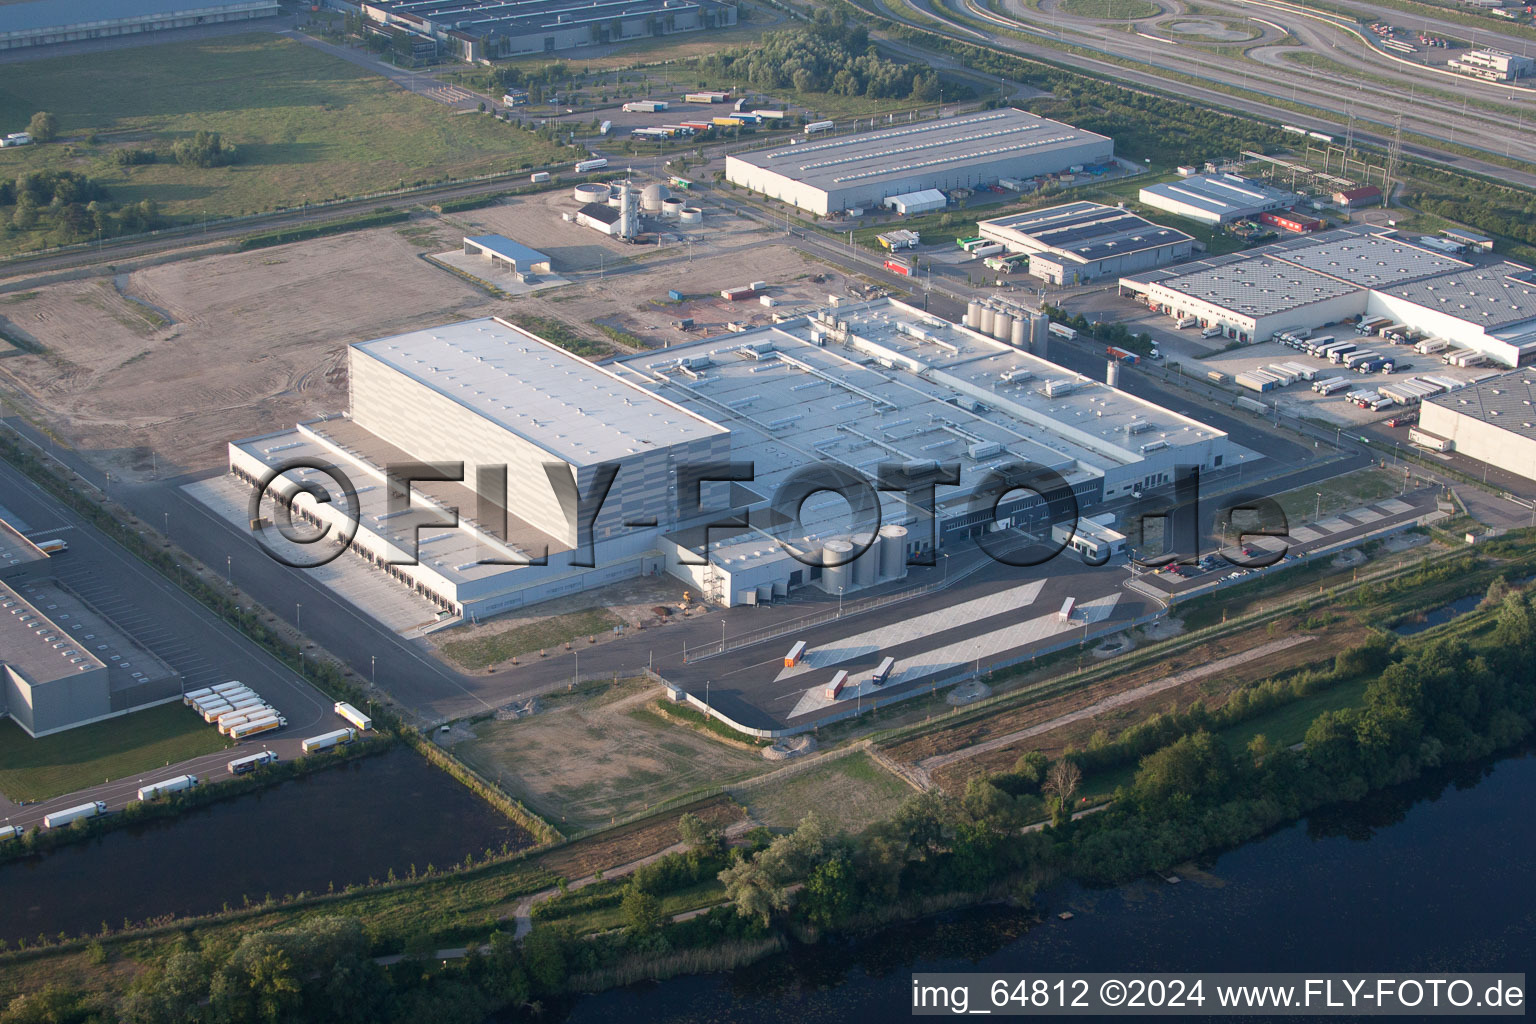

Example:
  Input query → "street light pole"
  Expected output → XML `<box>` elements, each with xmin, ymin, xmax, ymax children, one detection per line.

<box><xmin>371</xmin><ymin>655</ymin><xmax>376</xmax><ymax>686</ymax></box>
<box><xmin>1316</xmin><ymin>492</ymin><xmax>1323</xmax><ymax>520</ymax></box>
<box><xmin>296</xmin><ymin>603</ymin><xmax>302</xmax><ymax>632</ymax></box>
<box><xmin>837</xmin><ymin>586</ymin><xmax>844</xmax><ymax>616</ymax></box>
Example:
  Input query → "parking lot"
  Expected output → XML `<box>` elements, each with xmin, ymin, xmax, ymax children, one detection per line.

<box><xmin>0</xmin><ymin>457</ymin><xmax>338</xmax><ymax>826</ymax></box>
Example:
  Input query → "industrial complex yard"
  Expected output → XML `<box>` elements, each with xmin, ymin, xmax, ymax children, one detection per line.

<box><xmin>0</xmin><ymin>0</ymin><xmax>1533</xmax><ymax>1014</ymax></box>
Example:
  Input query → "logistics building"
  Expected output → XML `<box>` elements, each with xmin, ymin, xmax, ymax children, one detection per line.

<box><xmin>0</xmin><ymin>0</ymin><xmax>277</xmax><ymax>50</ymax></box>
<box><xmin>356</xmin><ymin>0</ymin><xmax>735</xmax><ymax>60</ymax></box>
<box><xmin>229</xmin><ymin>317</ymin><xmax>731</xmax><ymax>619</ymax></box>
<box><xmin>1448</xmin><ymin>49</ymin><xmax>1534</xmax><ymax>81</ymax></box>
<box><xmin>1138</xmin><ymin>174</ymin><xmax>1299</xmax><ymax>225</ymax></box>
<box><xmin>227</xmin><ymin>301</ymin><xmax>1239</xmax><ymax>616</ymax></box>
<box><xmin>725</xmin><ymin>109</ymin><xmax>1113</xmax><ymax>216</ymax></box>
<box><xmin>0</xmin><ymin>532</ymin><xmax>182</xmax><ymax>736</ymax></box>
<box><xmin>1120</xmin><ymin>226</ymin><xmax>1536</xmax><ymax>366</ymax></box>
<box><xmin>607</xmin><ymin>298</ymin><xmax>1237</xmax><ymax>605</ymax></box>
<box><xmin>976</xmin><ymin>202</ymin><xmax>1194</xmax><ymax>286</ymax></box>
<box><xmin>1417</xmin><ymin>370</ymin><xmax>1536</xmax><ymax>480</ymax></box>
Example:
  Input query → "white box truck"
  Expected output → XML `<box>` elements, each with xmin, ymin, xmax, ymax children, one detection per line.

<box><xmin>44</xmin><ymin>801</ymin><xmax>107</xmax><ymax>829</ymax></box>
<box><xmin>334</xmin><ymin>702</ymin><xmax>372</xmax><ymax>732</ymax></box>
<box><xmin>302</xmin><ymin>728</ymin><xmax>358</xmax><ymax>753</ymax></box>
<box><xmin>228</xmin><ymin>750</ymin><xmax>279</xmax><ymax>775</ymax></box>
<box><xmin>137</xmin><ymin>775</ymin><xmax>198</xmax><ymax>801</ymax></box>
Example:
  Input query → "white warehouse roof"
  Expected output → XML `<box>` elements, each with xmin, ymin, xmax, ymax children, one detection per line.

<box><xmin>352</xmin><ymin>317</ymin><xmax>726</xmax><ymax>466</ymax></box>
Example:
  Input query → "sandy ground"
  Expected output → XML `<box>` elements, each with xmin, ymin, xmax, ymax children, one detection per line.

<box><xmin>452</xmin><ymin>679</ymin><xmax>768</xmax><ymax>830</ymax></box>
<box><xmin>0</xmin><ymin>186</ymin><xmax>856</xmax><ymax>480</ymax></box>
<box><xmin>0</xmin><ymin>217</ymin><xmax>497</xmax><ymax>477</ymax></box>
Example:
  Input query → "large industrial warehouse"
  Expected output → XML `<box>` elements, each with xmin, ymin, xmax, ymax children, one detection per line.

<box><xmin>1417</xmin><ymin>370</ymin><xmax>1536</xmax><ymax>481</ymax></box>
<box><xmin>725</xmin><ymin>109</ymin><xmax>1114</xmax><ymax>216</ymax></box>
<box><xmin>610</xmin><ymin>298</ymin><xmax>1238</xmax><ymax>605</ymax></box>
<box><xmin>229</xmin><ymin>301</ymin><xmax>1239</xmax><ymax>616</ymax></box>
<box><xmin>0</xmin><ymin>520</ymin><xmax>182</xmax><ymax>736</ymax></box>
<box><xmin>976</xmin><ymin>202</ymin><xmax>1194</xmax><ymax>285</ymax></box>
<box><xmin>0</xmin><ymin>0</ymin><xmax>277</xmax><ymax>50</ymax></box>
<box><xmin>1120</xmin><ymin>226</ymin><xmax>1536</xmax><ymax>365</ymax></box>
<box><xmin>356</xmin><ymin>0</ymin><xmax>735</xmax><ymax>60</ymax></box>
<box><xmin>1138</xmin><ymin>173</ymin><xmax>1300</xmax><ymax>225</ymax></box>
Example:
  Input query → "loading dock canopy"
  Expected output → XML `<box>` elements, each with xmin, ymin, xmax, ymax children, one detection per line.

<box><xmin>463</xmin><ymin>235</ymin><xmax>553</xmax><ymax>274</ymax></box>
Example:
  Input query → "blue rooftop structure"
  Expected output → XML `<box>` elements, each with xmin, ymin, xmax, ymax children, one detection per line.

<box><xmin>463</xmin><ymin>235</ymin><xmax>553</xmax><ymax>274</ymax></box>
<box><xmin>0</xmin><ymin>0</ymin><xmax>278</xmax><ymax>49</ymax></box>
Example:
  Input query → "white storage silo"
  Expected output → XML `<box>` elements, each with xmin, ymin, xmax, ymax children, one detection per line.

<box><xmin>851</xmin><ymin>531</ymin><xmax>879</xmax><ymax>588</ymax></box>
<box><xmin>979</xmin><ymin>307</ymin><xmax>996</xmax><ymax>335</ymax></box>
<box><xmin>822</xmin><ymin>539</ymin><xmax>853</xmax><ymax>595</ymax></box>
<box><xmin>679</xmin><ymin>207</ymin><xmax>703</xmax><ymax>225</ymax></box>
<box><xmin>993</xmin><ymin>312</ymin><xmax>1013</xmax><ymax>342</ymax></box>
<box><xmin>1106</xmin><ymin>360</ymin><xmax>1120</xmax><ymax>387</ymax></box>
<box><xmin>1010</xmin><ymin>318</ymin><xmax>1025</xmax><ymax>347</ymax></box>
<box><xmin>878</xmin><ymin>524</ymin><xmax>908</xmax><ymax>580</ymax></box>
<box><xmin>966</xmin><ymin>300</ymin><xmax>981</xmax><ymax>328</ymax></box>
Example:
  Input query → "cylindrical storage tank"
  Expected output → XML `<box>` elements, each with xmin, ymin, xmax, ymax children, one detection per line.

<box><xmin>822</xmin><ymin>539</ymin><xmax>853</xmax><ymax>595</ymax></box>
<box><xmin>1106</xmin><ymin>360</ymin><xmax>1120</xmax><ymax>387</ymax></box>
<box><xmin>1010</xmin><ymin>318</ymin><xmax>1025</xmax><ymax>348</ymax></box>
<box><xmin>851</xmin><ymin>531</ymin><xmax>879</xmax><ymax>588</ymax></box>
<box><xmin>1030</xmin><ymin>312</ymin><xmax>1050</xmax><ymax>357</ymax></box>
<box><xmin>679</xmin><ymin>206</ymin><xmax>702</xmax><ymax>225</ymax></box>
<box><xmin>640</xmin><ymin>182</ymin><xmax>670</xmax><ymax>212</ymax></box>
<box><xmin>661</xmin><ymin>197</ymin><xmax>684</xmax><ymax>219</ymax></box>
<box><xmin>993</xmin><ymin>312</ymin><xmax>1013</xmax><ymax>342</ymax></box>
<box><xmin>878</xmin><ymin>524</ymin><xmax>908</xmax><ymax>580</ymax></box>
<box><xmin>573</xmin><ymin>183</ymin><xmax>608</xmax><ymax>204</ymax></box>
<box><xmin>979</xmin><ymin>307</ymin><xmax>996</xmax><ymax>335</ymax></box>
<box><xmin>966</xmin><ymin>300</ymin><xmax>981</xmax><ymax>328</ymax></box>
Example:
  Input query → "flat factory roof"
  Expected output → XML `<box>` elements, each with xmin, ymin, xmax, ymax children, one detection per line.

<box><xmin>1143</xmin><ymin>255</ymin><xmax>1361</xmax><ymax>318</ymax></box>
<box><xmin>0</xmin><ymin>580</ymin><xmax>103</xmax><ymax>686</ymax></box>
<box><xmin>1268</xmin><ymin>233</ymin><xmax>1468</xmax><ymax>288</ymax></box>
<box><xmin>0</xmin><ymin>517</ymin><xmax>48</xmax><ymax>572</ymax></box>
<box><xmin>0</xmin><ymin>578</ymin><xmax>176</xmax><ymax>693</ymax></box>
<box><xmin>364</xmin><ymin>0</ymin><xmax>716</xmax><ymax>35</ymax></box>
<box><xmin>611</xmin><ymin>298</ymin><xmax>1228</xmax><ymax>516</ymax></box>
<box><xmin>1382</xmin><ymin>263</ymin><xmax>1536</xmax><ymax>331</ymax></box>
<box><xmin>980</xmin><ymin>201</ymin><xmax>1193</xmax><ymax>264</ymax></box>
<box><xmin>1141</xmin><ymin>174</ymin><xmax>1297</xmax><ymax>219</ymax></box>
<box><xmin>1426</xmin><ymin>369</ymin><xmax>1536</xmax><ymax>442</ymax></box>
<box><xmin>464</xmin><ymin>234</ymin><xmax>551</xmax><ymax>266</ymax></box>
<box><xmin>0</xmin><ymin>0</ymin><xmax>273</xmax><ymax>33</ymax></box>
<box><xmin>353</xmin><ymin>317</ymin><xmax>726</xmax><ymax>466</ymax></box>
<box><xmin>732</xmin><ymin>108</ymin><xmax>1110</xmax><ymax>192</ymax></box>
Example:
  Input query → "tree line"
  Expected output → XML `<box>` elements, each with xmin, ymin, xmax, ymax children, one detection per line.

<box><xmin>700</xmin><ymin>14</ymin><xmax>942</xmax><ymax>101</ymax></box>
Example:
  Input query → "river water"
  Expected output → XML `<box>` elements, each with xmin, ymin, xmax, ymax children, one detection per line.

<box><xmin>561</xmin><ymin>745</ymin><xmax>1536</xmax><ymax>1022</ymax></box>
<box><xmin>0</xmin><ymin>747</ymin><xmax>532</xmax><ymax>942</ymax></box>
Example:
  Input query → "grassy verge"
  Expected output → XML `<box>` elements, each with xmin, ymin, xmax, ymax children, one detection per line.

<box><xmin>234</xmin><ymin>208</ymin><xmax>409</xmax><ymax>250</ymax></box>
<box><xmin>0</xmin><ymin>704</ymin><xmax>230</xmax><ymax>803</ymax></box>
<box><xmin>438</xmin><ymin>608</ymin><xmax>623</xmax><ymax>670</ymax></box>
<box><xmin>1270</xmin><ymin>466</ymin><xmax>1402</xmax><ymax>527</ymax></box>
<box><xmin>737</xmin><ymin>750</ymin><xmax>914</xmax><ymax>831</ymax></box>
<box><xmin>1058</xmin><ymin>0</ymin><xmax>1160</xmax><ymax>17</ymax></box>
<box><xmin>0</xmin><ymin>34</ymin><xmax>573</xmax><ymax>253</ymax></box>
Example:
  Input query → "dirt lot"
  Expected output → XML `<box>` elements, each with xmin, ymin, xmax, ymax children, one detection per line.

<box><xmin>884</xmin><ymin>618</ymin><xmax>1367</xmax><ymax>793</ymax></box>
<box><xmin>452</xmin><ymin>677</ymin><xmax>769</xmax><ymax>831</ymax></box>
<box><xmin>534</xmin><ymin>795</ymin><xmax>743</xmax><ymax>879</ymax></box>
<box><xmin>0</xmin><ymin>188</ymin><xmax>858</xmax><ymax>480</ymax></box>
<box><xmin>430</xmin><ymin>574</ymin><xmax>710</xmax><ymax>671</ymax></box>
<box><xmin>0</xmin><ymin>217</ymin><xmax>494</xmax><ymax>477</ymax></box>
<box><xmin>449</xmin><ymin>187</ymin><xmax>877</xmax><ymax>346</ymax></box>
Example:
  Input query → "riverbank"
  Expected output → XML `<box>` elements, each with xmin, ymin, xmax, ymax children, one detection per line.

<box><xmin>559</xmin><ymin>742</ymin><xmax>1536</xmax><ymax>1021</ymax></box>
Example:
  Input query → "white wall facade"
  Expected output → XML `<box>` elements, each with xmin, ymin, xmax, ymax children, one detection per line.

<box><xmin>1419</xmin><ymin>403</ymin><xmax>1536</xmax><ymax>481</ymax></box>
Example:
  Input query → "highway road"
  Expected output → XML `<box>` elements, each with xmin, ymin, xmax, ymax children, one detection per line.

<box><xmin>861</xmin><ymin>0</ymin><xmax>1536</xmax><ymax>187</ymax></box>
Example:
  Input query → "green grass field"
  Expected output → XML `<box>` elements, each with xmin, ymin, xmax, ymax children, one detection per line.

<box><xmin>438</xmin><ymin>608</ymin><xmax>623</xmax><ymax>670</ymax></box>
<box><xmin>1271</xmin><ymin>467</ymin><xmax>1403</xmax><ymax>528</ymax></box>
<box><xmin>739</xmin><ymin>751</ymin><xmax>915</xmax><ymax>832</ymax></box>
<box><xmin>0</xmin><ymin>703</ymin><xmax>231</xmax><ymax>803</ymax></box>
<box><xmin>0</xmin><ymin>34</ymin><xmax>572</xmax><ymax>251</ymax></box>
<box><xmin>1059</xmin><ymin>0</ymin><xmax>1161</xmax><ymax>18</ymax></box>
